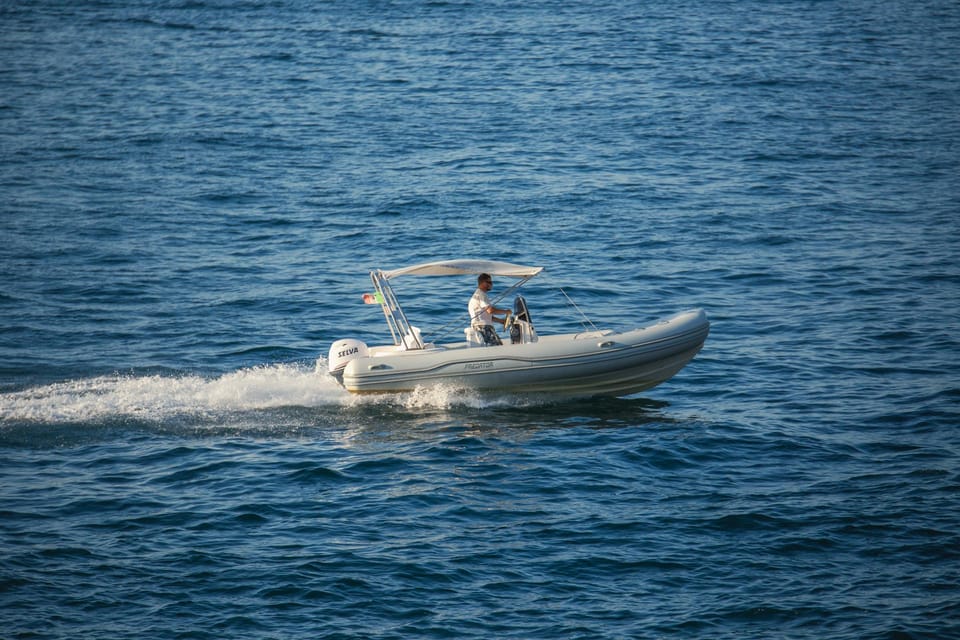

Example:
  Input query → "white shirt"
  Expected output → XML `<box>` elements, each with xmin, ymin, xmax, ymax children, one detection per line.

<box><xmin>469</xmin><ymin>288</ymin><xmax>493</xmax><ymax>326</ymax></box>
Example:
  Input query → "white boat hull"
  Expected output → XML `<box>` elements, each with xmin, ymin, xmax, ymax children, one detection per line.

<box><xmin>338</xmin><ymin>309</ymin><xmax>709</xmax><ymax>397</ymax></box>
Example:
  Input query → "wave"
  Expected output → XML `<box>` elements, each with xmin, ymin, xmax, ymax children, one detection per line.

<box><xmin>0</xmin><ymin>362</ymin><xmax>348</xmax><ymax>425</ymax></box>
<box><xmin>0</xmin><ymin>361</ymin><xmax>546</xmax><ymax>425</ymax></box>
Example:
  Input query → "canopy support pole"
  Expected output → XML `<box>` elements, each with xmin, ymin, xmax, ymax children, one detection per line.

<box><xmin>371</xmin><ymin>270</ymin><xmax>425</xmax><ymax>350</ymax></box>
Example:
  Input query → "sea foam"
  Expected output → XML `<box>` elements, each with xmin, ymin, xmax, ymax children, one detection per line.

<box><xmin>0</xmin><ymin>362</ymin><xmax>350</xmax><ymax>424</ymax></box>
<box><xmin>0</xmin><ymin>360</ymin><xmax>538</xmax><ymax>424</ymax></box>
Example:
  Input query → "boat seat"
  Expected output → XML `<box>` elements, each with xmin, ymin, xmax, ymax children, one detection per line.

<box><xmin>464</xmin><ymin>327</ymin><xmax>480</xmax><ymax>347</ymax></box>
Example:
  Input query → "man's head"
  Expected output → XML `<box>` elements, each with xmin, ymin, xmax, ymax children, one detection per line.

<box><xmin>478</xmin><ymin>273</ymin><xmax>493</xmax><ymax>290</ymax></box>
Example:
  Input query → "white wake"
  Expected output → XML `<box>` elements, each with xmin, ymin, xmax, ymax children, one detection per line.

<box><xmin>0</xmin><ymin>362</ymin><xmax>351</xmax><ymax>423</ymax></box>
<box><xmin>0</xmin><ymin>360</ymin><xmax>529</xmax><ymax>424</ymax></box>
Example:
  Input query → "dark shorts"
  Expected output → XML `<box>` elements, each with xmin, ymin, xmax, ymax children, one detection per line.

<box><xmin>476</xmin><ymin>325</ymin><xmax>502</xmax><ymax>346</ymax></box>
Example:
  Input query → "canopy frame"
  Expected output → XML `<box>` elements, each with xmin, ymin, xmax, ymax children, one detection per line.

<box><xmin>369</xmin><ymin>259</ymin><xmax>544</xmax><ymax>349</ymax></box>
<box><xmin>381</xmin><ymin>259</ymin><xmax>542</xmax><ymax>280</ymax></box>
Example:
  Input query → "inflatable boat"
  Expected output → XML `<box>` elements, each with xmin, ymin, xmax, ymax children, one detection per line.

<box><xmin>328</xmin><ymin>259</ymin><xmax>709</xmax><ymax>397</ymax></box>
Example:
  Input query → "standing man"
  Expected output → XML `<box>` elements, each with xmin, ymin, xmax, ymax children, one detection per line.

<box><xmin>469</xmin><ymin>273</ymin><xmax>510</xmax><ymax>345</ymax></box>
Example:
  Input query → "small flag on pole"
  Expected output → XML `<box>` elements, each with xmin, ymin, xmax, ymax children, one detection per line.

<box><xmin>362</xmin><ymin>292</ymin><xmax>384</xmax><ymax>304</ymax></box>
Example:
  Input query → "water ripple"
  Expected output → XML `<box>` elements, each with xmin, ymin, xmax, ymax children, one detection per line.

<box><xmin>2</xmin><ymin>0</ymin><xmax>960</xmax><ymax>638</ymax></box>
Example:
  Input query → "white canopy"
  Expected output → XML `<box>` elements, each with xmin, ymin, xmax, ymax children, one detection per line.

<box><xmin>381</xmin><ymin>259</ymin><xmax>543</xmax><ymax>280</ymax></box>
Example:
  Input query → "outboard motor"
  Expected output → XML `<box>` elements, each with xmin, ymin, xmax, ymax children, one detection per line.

<box><xmin>328</xmin><ymin>338</ymin><xmax>369</xmax><ymax>380</ymax></box>
<box><xmin>510</xmin><ymin>296</ymin><xmax>537</xmax><ymax>344</ymax></box>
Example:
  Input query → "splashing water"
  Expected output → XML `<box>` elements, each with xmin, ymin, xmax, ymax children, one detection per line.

<box><xmin>0</xmin><ymin>360</ymin><xmax>552</xmax><ymax>425</ymax></box>
<box><xmin>0</xmin><ymin>362</ymin><xmax>349</xmax><ymax>424</ymax></box>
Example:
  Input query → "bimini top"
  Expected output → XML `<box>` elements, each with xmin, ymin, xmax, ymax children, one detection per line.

<box><xmin>381</xmin><ymin>259</ymin><xmax>543</xmax><ymax>280</ymax></box>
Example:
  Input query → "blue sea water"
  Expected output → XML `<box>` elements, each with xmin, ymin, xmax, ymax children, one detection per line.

<box><xmin>2</xmin><ymin>0</ymin><xmax>960</xmax><ymax>638</ymax></box>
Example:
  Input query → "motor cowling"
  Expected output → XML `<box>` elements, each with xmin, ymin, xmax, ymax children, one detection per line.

<box><xmin>328</xmin><ymin>339</ymin><xmax>369</xmax><ymax>378</ymax></box>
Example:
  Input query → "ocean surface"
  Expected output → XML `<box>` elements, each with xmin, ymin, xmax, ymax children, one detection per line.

<box><xmin>2</xmin><ymin>1</ymin><xmax>959</xmax><ymax>638</ymax></box>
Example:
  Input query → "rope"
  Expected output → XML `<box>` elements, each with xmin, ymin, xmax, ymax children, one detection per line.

<box><xmin>559</xmin><ymin>288</ymin><xmax>598</xmax><ymax>332</ymax></box>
